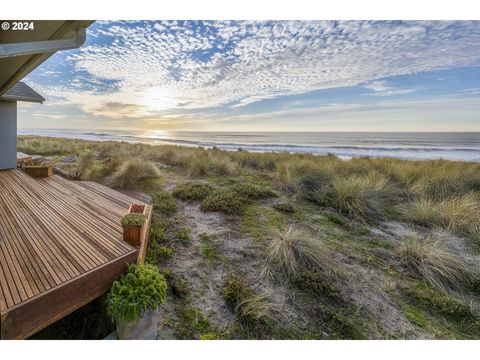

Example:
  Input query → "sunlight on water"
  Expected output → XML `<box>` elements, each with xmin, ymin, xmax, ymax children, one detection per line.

<box><xmin>141</xmin><ymin>129</ymin><xmax>169</xmax><ymax>139</ymax></box>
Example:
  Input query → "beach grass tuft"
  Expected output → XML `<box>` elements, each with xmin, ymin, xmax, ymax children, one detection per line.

<box><xmin>106</xmin><ymin>159</ymin><xmax>160</xmax><ymax>189</ymax></box>
<box><xmin>398</xmin><ymin>234</ymin><xmax>474</xmax><ymax>291</ymax></box>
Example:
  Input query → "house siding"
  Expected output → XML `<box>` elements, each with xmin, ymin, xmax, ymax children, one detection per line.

<box><xmin>0</xmin><ymin>100</ymin><xmax>17</xmax><ymax>170</ymax></box>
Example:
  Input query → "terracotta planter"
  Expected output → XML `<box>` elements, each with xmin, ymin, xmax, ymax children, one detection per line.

<box><xmin>24</xmin><ymin>165</ymin><xmax>53</xmax><ymax>178</ymax></box>
<box><xmin>122</xmin><ymin>224</ymin><xmax>143</xmax><ymax>247</ymax></box>
<box><xmin>116</xmin><ymin>308</ymin><xmax>161</xmax><ymax>340</ymax></box>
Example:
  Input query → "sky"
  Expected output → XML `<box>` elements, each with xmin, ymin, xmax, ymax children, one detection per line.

<box><xmin>18</xmin><ymin>20</ymin><xmax>480</xmax><ymax>132</ymax></box>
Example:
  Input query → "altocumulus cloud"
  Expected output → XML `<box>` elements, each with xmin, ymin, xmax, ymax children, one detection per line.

<box><xmin>30</xmin><ymin>20</ymin><xmax>480</xmax><ymax>123</ymax></box>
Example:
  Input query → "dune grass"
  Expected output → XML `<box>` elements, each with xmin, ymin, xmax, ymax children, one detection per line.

<box><xmin>398</xmin><ymin>235</ymin><xmax>474</xmax><ymax>291</ymax></box>
<box><xmin>263</xmin><ymin>225</ymin><xmax>330</xmax><ymax>278</ymax></box>
<box><xmin>106</xmin><ymin>159</ymin><xmax>160</xmax><ymax>189</ymax></box>
<box><xmin>329</xmin><ymin>173</ymin><xmax>401</xmax><ymax>221</ymax></box>
<box><xmin>186</xmin><ymin>152</ymin><xmax>237</xmax><ymax>177</ymax></box>
<box><xmin>223</xmin><ymin>274</ymin><xmax>274</xmax><ymax>329</ymax></box>
<box><xmin>407</xmin><ymin>194</ymin><xmax>480</xmax><ymax>241</ymax></box>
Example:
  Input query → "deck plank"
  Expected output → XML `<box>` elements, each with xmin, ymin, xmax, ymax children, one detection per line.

<box><xmin>0</xmin><ymin>169</ymin><xmax>142</xmax><ymax>320</ymax></box>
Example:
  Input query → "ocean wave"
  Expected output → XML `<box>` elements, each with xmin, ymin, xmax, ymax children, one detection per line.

<box><xmin>17</xmin><ymin>129</ymin><xmax>480</xmax><ymax>162</ymax></box>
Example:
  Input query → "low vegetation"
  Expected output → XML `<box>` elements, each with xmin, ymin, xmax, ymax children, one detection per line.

<box><xmin>121</xmin><ymin>213</ymin><xmax>145</xmax><ymax>226</ymax></box>
<box><xmin>263</xmin><ymin>225</ymin><xmax>330</xmax><ymax>279</ymax></box>
<box><xmin>201</xmin><ymin>188</ymin><xmax>250</xmax><ymax>215</ymax></box>
<box><xmin>200</xmin><ymin>183</ymin><xmax>276</xmax><ymax>215</ymax></box>
<box><xmin>402</xmin><ymin>281</ymin><xmax>480</xmax><ymax>338</ymax></box>
<box><xmin>19</xmin><ymin>135</ymin><xmax>480</xmax><ymax>340</ymax></box>
<box><xmin>152</xmin><ymin>191</ymin><xmax>177</xmax><ymax>216</ymax></box>
<box><xmin>106</xmin><ymin>159</ymin><xmax>159</xmax><ymax>189</ymax></box>
<box><xmin>172</xmin><ymin>182</ymin><xmax>213</xmax><ymax>202</ymax></box>
<box><xmin>223</xmin><ymin>274</ymin><xmax>274</xmax><ymax>330</ymax></box>
<box><xmin>106</xmin><ymin>264</ymin><xmax>167</xmax><ymax>322</ymax></box>
<box><xmin>398</xmin><ymin>235</ymin><xmax>474</xmax><ymax>291</ymax></box>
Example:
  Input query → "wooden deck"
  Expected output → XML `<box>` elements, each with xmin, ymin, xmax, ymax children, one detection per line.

<box><xmin>0</xmin><ymin>169</ymin><xmax>151</xmax><ymax>339</ymax></box>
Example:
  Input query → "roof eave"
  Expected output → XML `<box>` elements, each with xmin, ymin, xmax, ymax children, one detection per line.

<box><xmin>0</xmin><ymin>20</ymin><xmax>94</xmax><ymax>96</ymax></box>
<box><xmin>0</xmin><ymin>94</ymin><xmax>45</xmax><ymax>103</ymax></box>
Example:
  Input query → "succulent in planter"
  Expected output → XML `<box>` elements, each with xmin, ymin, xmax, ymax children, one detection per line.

<box><xmin>121</xmin><ymin>213</ymin><xmax>146</xmax><ymax>247</ymax></box>
<box><xmin>129</xmin><ymin>204</ymin><xmax>146</xmax><ymax>214</ymax></box>
<box><xmin>106</xmin><ymin>264</ymin><xmax>167</xmax><ymax>339</ymax></box>
<box><xmin>121</xmin><ymin>213</ymin><xmax>145</xmax><ymax>226</ymax></box>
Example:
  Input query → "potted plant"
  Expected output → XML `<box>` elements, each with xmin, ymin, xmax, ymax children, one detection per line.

<box><xmin>23</xmin><ymin>163</ymin><xmax>54</xmax><ymax>178</ymax></box>
<box><xmin>106</xmin><ymin>264</ymin><xmax>167</xmax><ymax>340</ymax></box>
<box><xmin>121</xmin><ymin>213</ymin><xmax>145</xmax><ymax>247</ymax></box>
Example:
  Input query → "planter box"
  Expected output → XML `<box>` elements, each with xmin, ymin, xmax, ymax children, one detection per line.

<box><xmin>116</xmin><ymin>308</ymin><xmax>161</xmax><ymax>340</ymax></box>
<box><xmin>122</xmin><ymin>224</ymin><xmax>143</xmax><ymax>247</ymax></box>
<box><xmin>24</xmin><ymin>165</ymin><xmax>53</xmax><ymax>178</ymax></box>
<box><xmin>122</xmin><ymin>204</ymin><xmax>147</xmax><ymax>247</ymax></box>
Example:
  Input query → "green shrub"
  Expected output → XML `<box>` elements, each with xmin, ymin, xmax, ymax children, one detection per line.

<box><xmin>176</xmin><ymin>228</ymin><xmax>191</xmax><ymax>244</ymax></box>
<box><xmin>405</xmin><ymin>282</ymin><xmax>472</xmax><ymax>318</ymax></box>
<box><xmin>152</xmin><ymin>191</ymin><xmax>177</xmax><ymax>216</ymax></box>
<box><xmin>202</xmin><ymin>243</ymin><xmax>218</xmax><ymax>264</ymax></box>
<box><xmin>158</xmin><ymin>246</ymin><xmax>173</xmax><ymax>260</ymax></box>
<box><xmin>146</xmin><ymin>246</ymin><xmax>173</xmax><ymax>264</ymax></box>
<box><xmin>403</xmin><ymin>281</ymin><xmax>480</xmax><ymax>337</ymax></box>
<box><xmin>106</xmin><ymin>264</ymin><xmax>167</xmax><ymax>322</ymax></box>
<box><xmin>319</xmin><ymin>304</ymin><xmax>368</xmax><ymax>340</ymax></box>
<box><xmin>173</xmin><ymin>183</ymin><xmax>213</xmax><ymax>202</ymax></box>
<box><xmin>201</xmin><ymin>189</ymin><xmax>250</xmax><ymax>215</ymax></box>
<box><xmin>171</xmin><ymin>302</ymin><xmax>211</xmax><ymax>339</ymax></box>
<box><xmin>293</xmin><ymin>270</ymin><xmax>341</xmax><ymax>301</ymax></box>
<box><xmin>121</xmin><ymin>213</ymin><xmax>145</xmax><ymax>226</ymax></box>
<box><xmin>106</xmin><ymin>159</ymin><xmax>159</xmax><ymax>189</ymax></box>
<box><xmin>398</xmin><ymin>235</ymin><xmax>474</xmax><ymax>291</ymax></box>
<box><xmin>150</xmin><ymin>223</ymin><xmax>167</xmax><ymax>243</ymax></box>
<box><xmin>230</xmin><ymin>183</ymin><xmax>276</xmax><ymax>200</ymax></box>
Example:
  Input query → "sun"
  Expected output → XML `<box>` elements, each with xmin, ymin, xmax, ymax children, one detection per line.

<box><xmin>140</xmin><ymin>87</ymin><xmax>178</xmax><ymax>112</ymax></box>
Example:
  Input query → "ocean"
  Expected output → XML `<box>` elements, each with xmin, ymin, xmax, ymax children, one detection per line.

<box><xmin>17</xmin><ymin>128</ymin><xmax>480</xmax><ymax>162</ymax></box>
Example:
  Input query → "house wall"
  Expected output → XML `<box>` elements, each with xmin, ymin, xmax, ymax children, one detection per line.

<box><xmin>0</xmin><ymin>100</ymin><xmax>17</xmax><ymax>170</ymax></box>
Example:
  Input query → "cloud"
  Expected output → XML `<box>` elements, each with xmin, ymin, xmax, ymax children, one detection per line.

<box><xmin>32</xmin><ymin>113</ymin><xmax>67</xmax><ymax>120</ymax></box>
<box><xmin>60</xmin><ymin>20</ymin><xmax>480</xmax><ymax>114</ymax></box>
<box><xmin>93</xmin><ymin>102</ymin><xmax>147</xmax><ymax>118</ymax></box>
<box><xmin>213</xmin><ymin>96</ymin><xmax>480</xmax><ymax>123</ymax></box>
<box><xmin>363</xmin><ymin>80</ymin><xmax>416</xmax><ymax>96</ymax></box>
<box><xmin>364</xmin><ymin>81</ymin><xmax>392</xmax><ymax>92</ymax></box>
